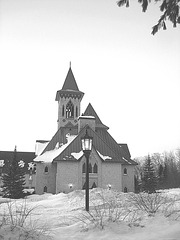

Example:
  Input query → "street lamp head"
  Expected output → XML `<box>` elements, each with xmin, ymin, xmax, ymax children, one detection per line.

<box><xmin>81</xmin><ymin>129</ymin><xmax>93</xmax><ymax>152</ymax></box>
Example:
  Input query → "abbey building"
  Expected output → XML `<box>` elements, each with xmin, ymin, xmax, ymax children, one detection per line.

<box><xmin>34</xmin><ymin>67</ymin><xmax>137</xmax><ymax>194</ymax></box>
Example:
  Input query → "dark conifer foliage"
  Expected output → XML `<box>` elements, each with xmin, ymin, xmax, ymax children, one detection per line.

<box><xmin>2</xmin><ymin>146</ymin><xmax>26</xmax><ymax>199</ymax></box>
<box><xmin>142</xmin><ymin>155</ymin><xmax>157</xmax><ymax>193</ymax></box>
<box><xmin>117</xmin><ymin>0</ymin><xmax>180</xmax><ymax>34</ymax></box>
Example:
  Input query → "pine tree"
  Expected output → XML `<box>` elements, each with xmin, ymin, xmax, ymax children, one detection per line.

<box><xmin>142</xmin><ymin>155</ymin><xmax>157</xmax><ymax>194</ymax></box>
<box><xmin>2</xmin><ymin>146</ymin><xmax>26</xmax><ymax>199</ymax></box>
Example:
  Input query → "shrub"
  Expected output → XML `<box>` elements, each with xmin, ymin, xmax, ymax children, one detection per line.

<box><xmin>0</xmin><ymin>199</ymin><xmax>51</xmax><ymax>239</ymax></box>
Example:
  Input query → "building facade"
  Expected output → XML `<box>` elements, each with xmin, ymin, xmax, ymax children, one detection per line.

<box><xmin>34</xmin><ymin>67</ymin><xmax>137</xmax><ymax>194</ymax></box>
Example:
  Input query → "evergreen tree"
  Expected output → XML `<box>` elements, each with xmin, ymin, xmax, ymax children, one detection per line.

<box><xmin>2</xmin><ymin>146</ymin><xmax>26</xmax><ymax>199</ymax></box>
<box><xmin>157</xmin><ymin>164</ymin><xmax>164</xmax><ymax>189</ymax></box>
<box><xmin>117</xmin><ymin>0</ymin><xmax>180</xmax><ymax>34</ymax></box>
<box><xmin>142</xmin><ymin>155</ymin><xmax>157</xmax><ymax>193</ymax></box>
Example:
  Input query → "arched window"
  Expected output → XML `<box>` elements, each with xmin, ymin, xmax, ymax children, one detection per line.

<box><xmin>89</xmin><ymin>163</ymin><xmax>92</xmax><ymax>173</ymax></box>
<box><xmin>82</xmin><ymin>182</ymin><xmax>86</xmax><ymax>190</ymax></box>
<box><xmin>44</xmin><ymin>166</ymin><xmax>48</xmax><ymax>173</ymax></box>
<box><xmin>66</xmin><ymin>100</ymin><xmax>74</xmax><ymax>118</ymax></box>
<box><xmin>93</xmin><ymin>163</ymin><xmax>98</xmax><ymax>173</ymax></box>
<box><xmin>92</xmin><ymin>182</ymin><xmax>97</xmax><ymax>189</ymax></box>
<box><xmin>44</xmin><ymin>186</ymin><xmax>47</xmax><ymax>193</ymax></box>
<box><xmin>124</xmin><ymin>187</ymin><xmax>128</xmax><ymax>193</ymax></box>
<box><xmin>62</xmin><ymin>105</ymin><xmax>65</xmax><ymax>117</ymax></box>
<box><xmin>124</xmin><ymin>168</ymin><xmax>127</xmax><ymax>175</ymax></box>
<box><xmin>82</xmin><ymin>162</ymin><xmax>85</xmax><ymax>173</ymax></box>
<box><xmin>76</xmin><ymin>106</ymin><xmax>78</xmax><ymax>117</ymax></box>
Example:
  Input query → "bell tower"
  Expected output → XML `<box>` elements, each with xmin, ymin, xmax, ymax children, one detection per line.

<box><xmin>55</xmin><ymin>66</ymin><xmax>84</xmax><ymax>129</ymax></box>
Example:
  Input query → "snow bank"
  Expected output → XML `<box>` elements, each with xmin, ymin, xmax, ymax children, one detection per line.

<box><xmin>0</xmin><ymin>189</ymin><xmax>180</xmax><ymax>240</ymax></box>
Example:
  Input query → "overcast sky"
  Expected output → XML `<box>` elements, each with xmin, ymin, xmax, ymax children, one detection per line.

<box><xmin>0</xmin><ymin>0</ymin><xmax>180</xmax><ymax>158</ymax></box>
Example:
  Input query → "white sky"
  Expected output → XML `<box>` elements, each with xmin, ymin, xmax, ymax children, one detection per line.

<box><xmin>0</xmin><ymin>0</ymin><xmax>180</xmax><ymax>158</ymax></box>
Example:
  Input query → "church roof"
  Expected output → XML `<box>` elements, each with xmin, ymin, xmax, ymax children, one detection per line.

<box><xmin>34</xmin><ymin>121</ymin><xmax>136</xmax><ymax>165</ymax></box>
<box><xmin>55</xmin><ymin>67</ymin><xmax>84</xmax><ymax>101</ymax></box>
<box><xmin>53</xmin><ymin>125</ymin><xmax>136</xmax><ymax>165</ymax></box>
<box><xmin>83</xmin><ymin>103</ymin><xmax>109</xmax><ymax>129</ymax></box>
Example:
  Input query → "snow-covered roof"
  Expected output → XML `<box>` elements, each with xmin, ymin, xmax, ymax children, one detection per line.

<box><xmin>34</xmin><ymin>134</ymin><xmax>77</xmax><ymax>163</ymax></box>
<box><xmin>71</xmin><ymin>151</ymin><xmax>83</xmax><ymax>160</ymax></box>
<box><xmin>97</xmin><ymin>151</ymin><xmax>112</xmax><ymax>161</ymax></box>
<box><xmin>79</xmin><ymin>116</ymin><xmax>95</xmax><ymax>119</ymax></box>
<box><xmin>35</xmin><ymin>141</ymin><xmax>49</xmax><ymax>156</ymax></box>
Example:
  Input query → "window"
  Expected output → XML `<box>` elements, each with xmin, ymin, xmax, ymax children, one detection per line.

<box><xmin>89</xmin><ymin>163</ymin><xmax>92</xmax><ymax>173</ymax></box>
<box><xmin>76</xmin><ymin>106</ymin><xmax>78</xmax><ymax>117</ymax></box>
<box><xmin>66</xmin><ymin>100</ymin><xmax>74</xmax><ymax>118</ymax></box>
<box><xmin>93</xmin><ymin>163</ymin><xmax>98</xmax><ymax>173</ymax></box>
<box><xmin>124</xmin><ymin>187</ymin><xmax>128</xmax><ymax>193</ymax></box>
<box><xmin>44</xmin><ymin>166</ymin><xmax>48</xmax><ymax>173</ymax></box>
<box><xmin>82</xmin><ymin>163</ymin><xmax>85</xmax><ymax>173</ymax></box>
<box><xmin>62</xmin><ymin>105</ymin><xmax>65</xmax><ymax>117</ymax></box>
<box><xmin>44</xmin><ymin>186</ymin><xmax>47</xmax><ymax>193</ymax></box>
<box><xmin>82</xmin><ymin>182</ymin><xmax>86</xmax><ymax>190</ymax></box>
<box><xmin>92</xmin><ymin>182</ymin><xmax>97</xmax><ymax>189</ymax></box>
<box><xmin>83</xmin><ymin>162</ymin><xmax>98</xmax><ymax>174</ymax></box>
<box><xmin>124</xmin><ymin>168</ymin><xmax>127</xmax><ymax>175</ymax></box>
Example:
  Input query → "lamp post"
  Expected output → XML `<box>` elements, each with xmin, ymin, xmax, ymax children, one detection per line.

<box><xmin>81</xmin><ymin>129</ymin><xmax>93</xmax><ymax>212</ymax></box>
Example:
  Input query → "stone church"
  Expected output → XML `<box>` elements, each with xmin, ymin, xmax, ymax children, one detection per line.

<box><xmin>34</xmin><ymin>67</ymin><xmax>137</xmax><ymax>194</ymax></box>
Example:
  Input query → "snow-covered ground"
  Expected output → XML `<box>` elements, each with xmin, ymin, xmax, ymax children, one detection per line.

<box><xmin>0</xmin><ymin>188</ymin><xmax>180</xmax><ymax>240</ymax></box>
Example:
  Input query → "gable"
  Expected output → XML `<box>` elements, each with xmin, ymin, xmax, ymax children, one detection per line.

<box><xmin>83</xmin><ymin>103</ymin><xmax>109</xmax><ymax>130</ymax></box>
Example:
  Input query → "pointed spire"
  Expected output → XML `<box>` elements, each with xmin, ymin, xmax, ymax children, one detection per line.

<box><xmin>55</xmin><ymin>66</ymin><xmax>84</xmax><ymax>101</ymax></box>
<box><xmin>61</xmin><ymin>67</ymin><xmax>79</xmax><ymax>91</ymax></box>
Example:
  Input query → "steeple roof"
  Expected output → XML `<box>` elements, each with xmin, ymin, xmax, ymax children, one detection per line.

<box><xmin>62</xmin><ymin>67</ymin><xmax>79</xmax><ymax>91</ymax></box>
<box><xmin>83</xmin><ymin>103</ymin><xmax>109</xmax><ymax>129</ymax></box>
<box><xmin>55</xmin><ymin>67</ymin><xmax>84</xmax><ymax>101</ymax></box>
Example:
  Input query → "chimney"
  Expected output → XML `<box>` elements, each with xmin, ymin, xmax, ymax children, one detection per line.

<box><xmin>78</xmin><ymin>116</ymin><xmax>96</xmax><ymax>133</ymax></box>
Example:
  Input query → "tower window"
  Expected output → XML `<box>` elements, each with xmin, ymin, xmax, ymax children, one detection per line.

<box><xmin>124</xmin><ymin>168</ymin><xmax>127</xmax><ymax>175</ymax></box>
<box><xmin>76</xmin><ymin>106</ymin><xmax>78</xmax><ymax>117</ymax></box>
<box><xmin>66</xmin><ymin>100</ymin><xmax>74</xmax><ymax>118</ymax></box>
<box><xmin>93</xmin><ymin>163</ymin><xmax>98</xmax><ymax>173</ymax></box>
<box><xmin>62</xmin><ymin>105</ymin><xmax>65</xmax><ymax>117</ymax></box>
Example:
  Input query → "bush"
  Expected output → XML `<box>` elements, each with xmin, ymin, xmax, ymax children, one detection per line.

<box><xmin>127</xmin><ymin>191</ymin><xmax>180</xmax><ymax>217</ymax></box>
<box><xmin>75</xmin><ymin>189</ymin><xmax>133</xmax><ymax>230</ymax></box>
<box><xmin>0</xmin><ymin>199</ymin><xmax>51</xmax><ymax>239</ymax></box>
